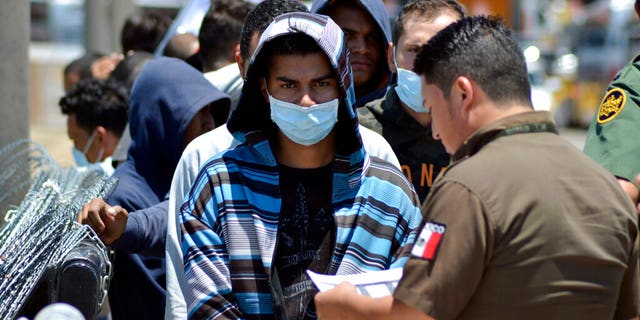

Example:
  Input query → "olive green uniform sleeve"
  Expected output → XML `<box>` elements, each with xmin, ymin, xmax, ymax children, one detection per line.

<box><xmin>584</xmin><ymin>55</ymin><xmax>640</xmax><ymax>189</ymax></box>
<box><xmin>393</xmin><ymin>181</ymin><xmax>490</xmax><ymax>319</ymax></box>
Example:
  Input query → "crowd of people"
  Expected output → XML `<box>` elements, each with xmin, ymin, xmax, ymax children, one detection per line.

<box><xmin>54</xmin><ymin>0</ymin><xmax>640</xmax><ymax>319</ymax></box>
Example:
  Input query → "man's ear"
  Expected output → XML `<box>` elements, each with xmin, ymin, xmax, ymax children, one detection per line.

<box><xmin>232</xmin><ymin>43</ymin><xmax>240</xmax><ymax>61</ymax></box>
<box><xmin>260</xmin><ymin>77</ymin><xmax>268</xmax><ymax>101</ymax></box>
<box><xmin>95</xmin><ymin>126</ymin><xmax>108</xmax><ymax>146</ymax></box>
<box><xmin>95</xmin><ymin>126</ymin><xmax>107</xmax><ymax>143</ymax></box>
<box><xmin>235</xmin><ymin>51</ymin><xmax>245</xmax><ymax>79</ymax></box>
<box><xmin>387</xmin><ymin>42</ymin><xmax>397</xmax><ymax>74</ymax></box>
<box><xmin>453</xmin><ymin>76</ymin><xmax>474</xmax><ymax>113</ymax></box>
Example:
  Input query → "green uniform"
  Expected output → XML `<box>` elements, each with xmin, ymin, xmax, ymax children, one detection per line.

<box><xmin>358</xmin><ymin>87</ymin><xmax>449</xmax><ymax>202</ymax></box>
<box><xmin>584</xmin><ymin>54</ymin><xmax>640</xmax><ymax>189</ymax></box>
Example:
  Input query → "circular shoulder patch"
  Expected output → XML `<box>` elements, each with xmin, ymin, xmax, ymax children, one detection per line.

<box><xmin>597</xmin><ymin>88</ymin><xmax>626</xmax><ymax>124</ymax></box>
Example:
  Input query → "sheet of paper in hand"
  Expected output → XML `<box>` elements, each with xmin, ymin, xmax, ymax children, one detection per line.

<box><xmin>306</xmin><ymin>268</ymin><xmax>403</xmax><ymax>298</ymax></box>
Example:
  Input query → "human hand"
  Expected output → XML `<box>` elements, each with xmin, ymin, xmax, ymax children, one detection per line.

<box><xmin>77</xmin><ymin>198</ymin><xmax>128</xmax><ymax>245</ymax></box>
<box><xmin>636</xmin><ymin>174</ymin><xmax>640</xmax><ymax>214</ymax></box>
<box><xmin>617</xmin><ymin>178</ymin><xmax>640</xmax><ymax>214</ymax></box>
<box><xmin>315</xmin><ymin>282</ymin><xmax>361</xmax><ymax>320</ymax></box>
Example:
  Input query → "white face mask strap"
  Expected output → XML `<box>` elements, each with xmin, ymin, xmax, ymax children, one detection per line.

<box><xmin>393</xmin><ymin>46</ymin><xmax>399</xmax><ymax>69</ymax></box>
<box><xmin>82</xmin><ymin>130</ymin><xmax>97</xmax><ymax>155</ymax></box>
<box><xmin>96</xmin><ymin>148</ymin><xmax>104</xmax><ymax>163</ymax></box>
<box><xmin>263</xmin><ymin>78</ymin><xmax>272</xmax><ymax>96</ymax></box>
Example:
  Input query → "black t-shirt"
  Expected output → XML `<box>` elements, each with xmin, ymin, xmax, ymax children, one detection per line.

<box><xmin>275</xmin><ymin>163</ymin><xmax>334</xmax><ymax>320</ymax></box>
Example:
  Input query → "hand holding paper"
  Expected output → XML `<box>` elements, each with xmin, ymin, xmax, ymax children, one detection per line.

<box><xmin>306</xmin><ymin>268</ymin><xmax>403</xmax><ymax>298</ymax></box>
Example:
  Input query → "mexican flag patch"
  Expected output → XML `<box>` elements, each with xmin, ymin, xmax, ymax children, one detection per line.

<box><xmin>411</xmin><ymin>221</ymin><xmax>446</xmax><ymax>260</ymax></box>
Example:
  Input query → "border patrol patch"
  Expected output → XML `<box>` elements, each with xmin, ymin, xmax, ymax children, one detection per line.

<box><xmin>411</xmin><ymin>221</ymin><xmax>446</xmax><ymax>260</ymax></box>
<box><xmin>597</xmin><ymin>88</ymin><xmax>626</xmax><ymax>124</ymax></box>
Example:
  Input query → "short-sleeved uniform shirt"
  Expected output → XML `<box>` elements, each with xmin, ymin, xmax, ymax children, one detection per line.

<box><xmin>584</xmin><ymin>54</ymin><xmax>640</xmax><ymax>189</ymax></box>
<box><xmin>395</xmin><ymin>111</ymin><xmax>639</xmax><ymax>319</ymax></box>
<box><xmin>359</xmin><ymin>88</ymin><xmax>449</xmax><ymax>202</ymax></box>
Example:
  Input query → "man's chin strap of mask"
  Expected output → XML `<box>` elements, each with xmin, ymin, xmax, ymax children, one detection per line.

<box><xmin>72</xmin><ymin>130</ymin><xmax>104</xmax><ymax>167</ymax></box>
<box><xmin>394</xmin><ymin>49</ymin><xmax>428</xmax><ymax>113</ymax></box>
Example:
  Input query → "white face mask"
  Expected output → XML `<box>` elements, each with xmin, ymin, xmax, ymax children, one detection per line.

<box><xmin>394</xmin><ymin>50</ymin><xmax>428</xmax><ymax>113</ymax></box>
<box><xmin>268</xmin><ymin>94</ymin><xmax>339</xmax><ymax>146</ymax></box>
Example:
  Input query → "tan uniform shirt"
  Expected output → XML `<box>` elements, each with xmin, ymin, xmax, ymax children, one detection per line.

<box><xmin>394</xmin><ymin>111</ymin><xmax>639</xmax><ymax>319</ymax></box>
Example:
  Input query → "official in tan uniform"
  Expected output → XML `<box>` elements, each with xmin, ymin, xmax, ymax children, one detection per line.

<box><xmin>315</xmin><ymin>16</ymin><xmax>639</xmax><ymax>320</ymax></box>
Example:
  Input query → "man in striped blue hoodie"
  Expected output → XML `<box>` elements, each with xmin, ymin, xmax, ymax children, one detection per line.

<box><xmin>179</xmin><ymin>12</ymin><xmax>422</xmax><ymax>319</ymax></box>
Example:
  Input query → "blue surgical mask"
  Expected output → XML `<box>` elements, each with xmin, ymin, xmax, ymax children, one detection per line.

<box><xmin>71</xmin><ymin>147</ymin><xmax>90</xmax><ymax>167</ymax></box>
<box><xmin>268</xmin><ymin>94</ymin><xmax>339</xmax><ymax>146</ymax></box>
<box><xmin>394</xmin><ymin>51</ymin><xmax>428</xmax><ymax>113</ymax></box>
<box><xmin>71</xmin><ymin>130</ymin><xmax>103</xmax><ymax>167</ymax></box>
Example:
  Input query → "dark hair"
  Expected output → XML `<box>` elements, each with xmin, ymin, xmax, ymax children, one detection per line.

<box><xmin>109</xmin><ymin>51</ymin><xmax>155</xmax><ymax>92</ymax></box>
<box><xmin>240</xmin><ymin>32</ymin><xmax>328</xmax><ymax>137</ymax></box>
<box><xmin>318</xmin><ymin>0</ymin><xmax>361</xmax><ymax>16</ymax></box>
<box><xmin>414</xmin><ymin>15</ymin><xmax>532</xmax><ymax>107</ymax></box>
<box><xmin>211</xmin><ymin>0</ymin><xmax>255</xmax><ymax>21</ymax></box>
<box><xmin>59</xmin><ymin>78</ymin><xmax>129</xmax><ymax>137</ymax></box>
<box><xmin>256</xmin><ymin>33</ymin><xmax>326</xmax><ymax>78</ymax></box>
<box><xmin>239</xmin><ymin>0</ymin><xmax>309</xmax><ymax>63</ymax></box>
<box><xmin>199</xmin><ymin>12</ymin><xmax>245</xmax><ymax>71</ymax></box>
<box><xmin>64</xmin><ymin>52</ymin><xmax>105</xmax><ymax>80</ymax></box>
<box><xmin>120</xmin><ymin>11</ymin><xmax>172</xmax><ymax>53</ymax></box>
<box><xmin>393</xmin><ymin>0</ymin><xmax>465</xmax><ymax>43</ymax></box>
<box><xmin>198</xmin><ymin>0</ymin><xmax>254</xmax><ymax>71</ymax></box>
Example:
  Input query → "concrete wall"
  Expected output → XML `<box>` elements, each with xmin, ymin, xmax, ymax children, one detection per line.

<box><xmin>0</xmin><ymin>1</ymin><xmax>30</xmax><ymax>149</ymax></box>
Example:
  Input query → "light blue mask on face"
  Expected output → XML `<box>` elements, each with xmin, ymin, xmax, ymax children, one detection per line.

<box><xmin>72</xmin><ymin>147</ymin><xmax>90</xmax><ymax>167</ymax></box>
<box><xmin>71</xmin><ymin>130</ymin><xmax>103</xmax><ymax>167</ymax></box>
<box><xmin>268</xmin><ymin>94</ymin><xmax>339</xmax><ymax>146</ymax></box>
<box><xmin>394</xmin><ymin>51</ymin><xmax>428</xmax><ymax>113</ymax></box>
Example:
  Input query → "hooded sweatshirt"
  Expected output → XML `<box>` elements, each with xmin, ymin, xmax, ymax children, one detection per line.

<box><xmin>107</xmin><ymin>57</ymin><xmax>230</xmax><ymax>320</ymax></box>
<box><xmin>311</xmin><ymin>0</ymin><xmax>392</xmax><ymax>108</ymax></box>
<box><xmin>180</xmin><ymin>12</ymin><xmax>422</xmax><ymax>319</ymax></box>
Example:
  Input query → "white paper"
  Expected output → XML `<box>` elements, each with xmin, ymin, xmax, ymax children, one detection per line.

<box><xmin>306</xmin><ymin>268</ymin><xmax>403</xmax><ymax>297</ymax></box>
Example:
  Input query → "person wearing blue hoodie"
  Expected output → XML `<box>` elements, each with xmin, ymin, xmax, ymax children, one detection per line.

<box><xmin>311</xmin><ymin>0</ymin><xmax>393</xmax><ymax>108</ymax></box>
<box><xmin>77</xmin><ymin>57</ymin><xmax>231</xmax><ymax>319</ymax></box>
<box><xmin>179</xmin><ymin>12</ymin><xmax>422</xmax><ymax>319</ymax></box>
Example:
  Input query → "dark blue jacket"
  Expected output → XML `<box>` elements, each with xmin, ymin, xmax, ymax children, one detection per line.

<box><xmin>311</xmin><ymin>0</ymin><xmax>392</xmax><ymax>107</ymax></box>
<box><xmin>107</xmin><ymin>57</ymin><xmax>230</xmax><ymax>320</ymax></box>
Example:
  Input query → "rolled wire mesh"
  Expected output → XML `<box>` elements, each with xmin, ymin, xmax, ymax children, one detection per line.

<box><xmin>0</xmin><ymin>140</ymin><xmax>116</xmax><ymax>319</ymax></box>
<box><xmin>0</xmin><ymin>140</ymin><xmax>57</xmax><ymax>218</ymax></box>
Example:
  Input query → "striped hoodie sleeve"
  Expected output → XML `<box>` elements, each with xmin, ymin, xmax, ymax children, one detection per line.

<box><xmin>179</xmin><ymin>162</ymin><xmax>244</xmax><ymax>319</ymax></box>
